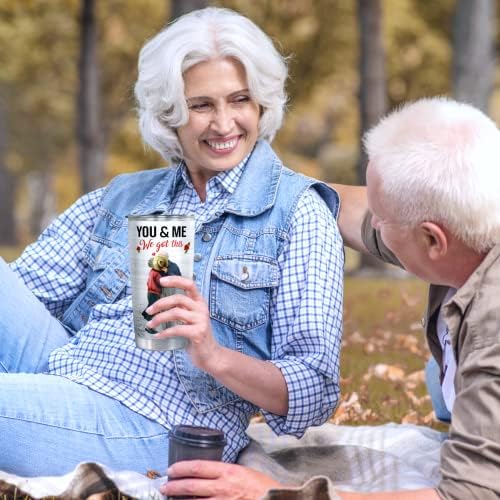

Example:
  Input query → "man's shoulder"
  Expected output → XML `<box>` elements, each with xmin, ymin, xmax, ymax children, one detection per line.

<box><xmin>466</xmin><ymin>246</ymin><xmax>500</xmax><ymax>340</ymax></box>
<box><xmin>449</xmin><ymin>245</ymin><xmax>500</xmax><ymax>342</ymax></box>
<box><xmin>479</xmin><ymin>244</ymin><xmax>500</xmax><ymax>287</ymax></box>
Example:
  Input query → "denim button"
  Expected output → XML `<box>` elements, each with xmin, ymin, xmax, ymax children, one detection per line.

<box><xmin>241</xmin><ymin>266</ymin><xmax>249</xmax><ymax>281</ymax></box>
<box><xmin>202</xmin><ymin>233</ymin><xmax>212</xmax><ymax>242</ymax></box>
<box><xmin>194</xmin><ymin>253</ymin><xmax>202</xmax><ymax>262</ymax></box>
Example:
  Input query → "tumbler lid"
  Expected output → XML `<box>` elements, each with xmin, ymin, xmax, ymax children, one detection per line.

<box><xmin>170</xmin><ymin>425</ymin><xmax>226</xmax><ymax>447</ymax></box>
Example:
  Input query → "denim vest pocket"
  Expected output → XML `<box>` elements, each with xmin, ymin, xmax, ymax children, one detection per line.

<box><xmin>173</xmin><ymin>255</ymin><xmax>278</xmax><ymax>414</ymax></box>
<box><xmin>210</xmin><ymin>255</ymin><xmax>279</xmax><ymax>331</ymax></box>
<box><xmin>61</xmin><ymin>240</ymin><xmax>129</xmax><ymax>332</ymax></box>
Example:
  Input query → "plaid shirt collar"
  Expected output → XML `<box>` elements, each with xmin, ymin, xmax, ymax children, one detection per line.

<box><xmin>176</xmin><ymin>153</ymin><xmax>251</xmax><ymax>197</ymax></box>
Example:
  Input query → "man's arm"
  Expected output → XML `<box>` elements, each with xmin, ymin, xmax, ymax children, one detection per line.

<box><xmin>329</xmin><ymin>184</ymin><xmax>368</xmax><ymax>253</ymax></box>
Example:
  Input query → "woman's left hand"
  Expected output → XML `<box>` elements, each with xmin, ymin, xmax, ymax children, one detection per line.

<box><xmin>145</xmin><ymin>275</ymin><xmax>221</xmax><ymax>370</ymax></box>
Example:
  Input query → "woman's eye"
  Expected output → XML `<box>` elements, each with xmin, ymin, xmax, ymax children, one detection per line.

<box><xmin>233</xmin><ymin>95</ymin><xmax>250</xmax><ymax>104</ymax></box>
<box><xmin>189</xmin><ymin>102</ymin><xmax>211</xmax><ymax>111</ymax></box>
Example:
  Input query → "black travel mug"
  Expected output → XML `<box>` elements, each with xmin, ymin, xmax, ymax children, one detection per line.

<box><xmin>168</xmin><ymin>425</ymin><xmax>226</xmax><ymax>499</ymax></box>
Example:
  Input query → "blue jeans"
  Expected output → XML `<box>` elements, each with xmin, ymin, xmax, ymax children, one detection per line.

<box><xmin>0</xmin><ymin>258</ymin><xmax>169</xmax><ymax>476</ymax></box>
<box><xmin>425</xmin><ymin>356</ymin><xmax>452</xmax><ymax>423</ymax></box>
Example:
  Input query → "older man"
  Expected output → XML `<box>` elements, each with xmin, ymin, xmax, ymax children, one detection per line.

<box><xmin>162</xmin><ymin>98</ymin><xmax>500</xmax><ymax>499</ymax></box>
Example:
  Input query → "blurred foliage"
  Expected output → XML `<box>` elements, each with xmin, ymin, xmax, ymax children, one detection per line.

<box><xmin>1</xmin><ymin>0</ymin><xmax>499</xmax><ymax>243</ymax></box>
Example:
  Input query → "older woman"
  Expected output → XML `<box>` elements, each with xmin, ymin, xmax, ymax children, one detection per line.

<box><xmin>0</xmin><ymin>7</ymin><xmax>343</xmax><ymax>475</ymax></box>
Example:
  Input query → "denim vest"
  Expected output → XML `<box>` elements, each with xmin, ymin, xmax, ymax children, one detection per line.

<box><xmin>61</xmin><ymin>141</ymin><xmax>339</xmax><ymax>414</ymax></box>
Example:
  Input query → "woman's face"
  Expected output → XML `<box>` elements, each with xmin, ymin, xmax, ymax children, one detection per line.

<box><xmin>177</xmin><ymin>57</ymin><xmax>260</xmax><ymax>186</ymax></box>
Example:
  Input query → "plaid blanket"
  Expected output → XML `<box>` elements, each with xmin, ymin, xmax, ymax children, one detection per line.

<box><xmin>0</xmin><ymin>423</ymin><xmax>445</xmax><ymax>499</ymax></box>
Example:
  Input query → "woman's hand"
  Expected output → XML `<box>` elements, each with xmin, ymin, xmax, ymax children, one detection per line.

<box><xmin>145</xmin><ymin>275</ymin><xmax>222</xmax><ymax>371</ymax></box>
<box><xmin>146</xmin><ymin>276</ymin><xmax>288</xmax><ymax>415</ymax></box>
<box><xmin>160</xmin><ymin>460</ymin><xmax>283</xmax><ymax>500</ymax></box>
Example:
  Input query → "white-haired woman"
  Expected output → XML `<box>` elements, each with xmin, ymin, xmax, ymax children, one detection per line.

<box><xmin>0</xmin><ymin>7</ymin><xmax>343</xmax><ymax>475</ymax></box>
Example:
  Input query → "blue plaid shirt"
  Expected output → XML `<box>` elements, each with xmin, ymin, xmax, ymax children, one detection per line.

<box><xmin>10</xmin><ymin>159</ymin><xmax>344</xmax><ymax>462</ymax></box>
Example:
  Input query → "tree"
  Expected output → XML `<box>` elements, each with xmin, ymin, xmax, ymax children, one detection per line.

<box><xmin>77</xmin><ymin>0</ymin><xmax>105</xmax><ymax>193</ymax></box>
<box><xmin>0</xmin><ymin>2</ymin><xmax>80</xmax><ymax>241</ymax></box>
<box><xmin>0</xmin><ymin>93</ymin><xmax>17</xmax><ymax>245</ymax></box>
<box><xmin>356</xmin><ymin>0</ymin><xmax>387</xmax><ymax>271</ymax></box>
<box><xmin>357</xmin><ymin>0</ymin><xmax>386</xmax><ymax>184</ymax></box>
<box><xmin>452</xmin><ymin>0</ymin><xmax>495</xmax><ymax>112</ymax></box>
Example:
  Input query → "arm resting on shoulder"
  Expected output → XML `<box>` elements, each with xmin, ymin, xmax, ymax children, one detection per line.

<box><xmin>329</xmin><ymin>183</ymin><xmax>369</xmax><ymax>253</ymax></box>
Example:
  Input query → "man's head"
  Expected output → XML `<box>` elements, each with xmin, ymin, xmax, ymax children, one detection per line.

<box><xmin>365</xmin><ymin>97</ymin><xmax>500</xmax><ymax>253</ymax></box>
<box><xmin>364</xmin><ymin>97</ymin><xmax>500</xmax><ymax>284</ymax></box>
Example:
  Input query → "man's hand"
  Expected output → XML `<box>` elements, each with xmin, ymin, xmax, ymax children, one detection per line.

<box><xmin>160</xmin><ymin>460</ymin><xmax>283</xmax><ymax>499</ymax></box>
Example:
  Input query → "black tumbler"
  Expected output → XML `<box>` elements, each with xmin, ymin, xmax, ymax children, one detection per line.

<box><xmin>168</xmin><ymin>425</ymin><xmax>226</xmax><ymax>499</ymax></box>
<box><xmin>168</xmin><ymin>424</ymin><xmax>226</xmax><ymax>464</ymax></box>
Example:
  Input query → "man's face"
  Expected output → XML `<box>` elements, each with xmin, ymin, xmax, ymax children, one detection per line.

<box><xmin>366</xmin><ymin>163</ymin><xmax>432</xmax><ymax>282</ymax></box>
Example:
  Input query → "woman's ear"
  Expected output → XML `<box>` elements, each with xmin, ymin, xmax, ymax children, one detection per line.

<box><xmin>420</xmin><ymin>221</ymin><xmax>448</xmax><ymax>260</ymax></box>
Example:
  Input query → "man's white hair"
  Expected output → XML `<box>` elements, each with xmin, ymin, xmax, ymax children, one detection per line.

<box><xmin>134</xmin><ymin>7</ymin><xmax>288</xmax><ymax>162</ymax></box>
<box><xmin>364</xmin><ymin>97</ymin><xmax>500</xmax><ymax>252</ymax></box>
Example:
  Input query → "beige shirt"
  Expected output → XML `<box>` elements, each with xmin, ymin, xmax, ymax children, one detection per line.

<box><xmin>264</xmin><ymin>216</ymin><xmax>500</xmax><ymax>500</ymax></box>
<box><xmin>361</xmin><ymin>214</ymin><xmax>500</xmax><ymax>499</ymax></box>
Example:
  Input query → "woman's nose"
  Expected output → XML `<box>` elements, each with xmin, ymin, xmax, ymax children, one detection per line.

<box><xmin>211</xmin><ymin>106</ymin><xmax>234</xmax><ymax>134</ymax></box>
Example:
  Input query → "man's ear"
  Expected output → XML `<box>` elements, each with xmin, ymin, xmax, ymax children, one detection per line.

<box><xmin>420</xmin><ymin>221</ymin><xmax>448</xmax><ymax>260</ymax></box>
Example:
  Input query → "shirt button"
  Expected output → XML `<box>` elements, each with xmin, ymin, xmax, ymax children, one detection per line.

<box><xmin>202</xmin><ymin>233</ymin><xmax>212</xmax><ymax>242</ymax></box>
<box><xmin>194</xmin><ymin>253</ymin><xmax>202</xmax><ymax>262</ymax></box>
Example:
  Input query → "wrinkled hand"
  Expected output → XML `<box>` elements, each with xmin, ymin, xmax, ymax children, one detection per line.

<box><xmin>145</xmin><ymin>275</ymin><xmax>221</xmax><ymax>370</ymax></box>
<box><xmin>160</xmin><ymin>460</ymin><xmax>283</xmax><ymax>500</ymax></box>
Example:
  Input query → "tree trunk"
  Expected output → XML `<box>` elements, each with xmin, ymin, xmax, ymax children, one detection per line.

<box><xmin>0</xmin><ymin>96</ymin><xmax>18</xmax><ymax>245</ymax></box>
<box><xmin>170</xmin><ymin>0</ymin><xmax>209</xmax><ymax>20</ymax></box>
<box><xmin>26</xmin><ymin>169</ymin><xmax>56</xmax><ymax>236</ymax></box>
<box><xmin>452</xmin><ymin>0</ymin><xmax>495</xmax><ymax>113</ymax></box>
<box><xmin>77</xmin><ymin>0</ymin><xmax>105</xmax><ymax>193</ymax></box>
<box><xmin>357</xmin><ymin>0</ymin><xmax>387</xmax><ymax>271</ymax></box>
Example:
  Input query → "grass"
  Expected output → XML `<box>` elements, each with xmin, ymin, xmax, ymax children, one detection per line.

<box><xmin>337</xmin><ymin>275</ymin><xmax>448</xmax><ymax>431</ymax></box>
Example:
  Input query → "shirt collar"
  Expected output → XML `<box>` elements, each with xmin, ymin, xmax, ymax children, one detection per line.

<box><xmin>177</xmin><ymin>153</ymin><xmax>251</xmax><ymax>196</ymax></box>
<box><xmin>447</xmin><ymin>244</ymin><xmax>500</xmax><ymax>313</ymax></box>
<box><xmin>134</xmin><ymin>141</ymin><xmax>282</xmax><ymax>216</ymax></box>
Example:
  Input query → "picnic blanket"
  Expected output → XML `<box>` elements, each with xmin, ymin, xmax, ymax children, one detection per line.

<box><xmin>0</xmin><ymin>422</ymin><xmax>446</xmax><ymax>499</ymax></box>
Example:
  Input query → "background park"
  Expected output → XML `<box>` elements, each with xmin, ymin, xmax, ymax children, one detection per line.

<box><xmin>0</xmin><ymin>0</ymin><xmax>497</xmax><ymax>430</ymax></box>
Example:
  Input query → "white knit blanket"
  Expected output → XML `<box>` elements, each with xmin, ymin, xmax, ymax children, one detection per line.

<box><xmin>0</xmin><ymin>423</ymin><xmax>445</xmax><ymax>499</ymax></box>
